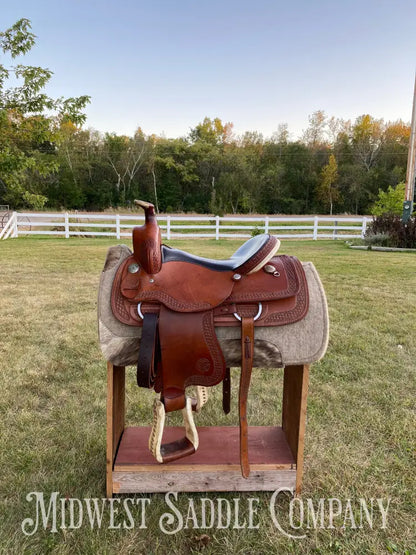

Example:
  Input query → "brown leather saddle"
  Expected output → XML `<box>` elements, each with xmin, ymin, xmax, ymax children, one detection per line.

<box><xmin>110</xmin><ymin>200</ymin><xmax>309</xmax><ymax>477</ymax></box>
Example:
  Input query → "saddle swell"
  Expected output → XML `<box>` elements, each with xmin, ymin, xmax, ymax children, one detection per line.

<box><xmin>109</xmin><ymin>201</ymin><xmax>310</xmax><ymax>477</ymax></box>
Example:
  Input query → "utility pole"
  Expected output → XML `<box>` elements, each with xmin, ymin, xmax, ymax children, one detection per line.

<box><xmin>403</xmin><ymin>73</ymin><xmax>416</xmax><ymax>222</ymax></box>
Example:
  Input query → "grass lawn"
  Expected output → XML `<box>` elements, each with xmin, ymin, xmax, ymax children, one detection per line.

<box><xmin>0</xmin><ymin>237</ymin><xmax>415</xmax><ymax>554</ymax></box>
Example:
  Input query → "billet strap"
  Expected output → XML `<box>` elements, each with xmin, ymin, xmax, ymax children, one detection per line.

<box><xmin>239</xmin><ymin>317</ymin><xmax>254</xmax><ymax>478</ymax></box>
<box><xmin>222</xmin><ymin>368</ymin><xmax>231</xmax><ymax>414</ymax></box>
<box><xmin>149</xmin><ymin>396</ymin><xmax>199</xmax><ymax>463</ymax></box>
<box><xmin>136</xmin><ymin>312</ymin><xmax>159</xmax><ymax>388</ymax></box>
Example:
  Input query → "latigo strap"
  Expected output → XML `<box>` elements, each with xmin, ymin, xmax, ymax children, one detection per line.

<box><xmin>239</xmin><ymin>316</ymin><xmax>255</xmax><ymax>478</ymax></box>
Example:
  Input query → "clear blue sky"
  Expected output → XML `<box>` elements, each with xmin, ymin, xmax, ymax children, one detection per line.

<box><xmin>2</xmin><ymin>0</ymin><xmax>416</xmax><ymax>139</ymax></box>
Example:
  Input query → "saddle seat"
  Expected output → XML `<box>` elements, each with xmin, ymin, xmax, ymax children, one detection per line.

<box><xmin>132</xmin><ymin>200</ymin><xmax>279</xmax><ymax>276</ymax></box>
<box><xmin>161</xmin><ymin>234</ymin><xmax>280</xmax><ymax>274</ymax></box>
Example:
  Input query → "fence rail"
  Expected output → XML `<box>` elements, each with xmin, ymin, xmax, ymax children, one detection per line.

<box><xmin>1</xmin><ymin>212</ymin><xmax>370</xmax><ymax>241</ymax></box>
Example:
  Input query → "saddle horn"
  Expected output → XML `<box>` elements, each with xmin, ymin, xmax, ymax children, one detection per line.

<box><xmin>133</xmin><ymin>200</ymin><xmax>162</xmax><ymax>274</ymax></box>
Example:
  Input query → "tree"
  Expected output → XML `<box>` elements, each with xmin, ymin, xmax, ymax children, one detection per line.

<box><xmin>0</xmin><ymin>18</ymin><xmax>90</xmax><ymax>207</ymax></box>
<box><xmin>189</xmin><ymin>117</ymin><xmax>233</xmax><ymax>145</ymax></box>
<box><xmin>104</xmin><ymin>128</ymin><xmax>151</xmax><ymax>205</ymax></box>
<box><xmin>316</xmin><ymin>154</ymin><xmax>340</xmax><ymax>214</ymax></box>
<box><xmin>351</xmin><ymin>114</ymin><xmax>384</xmax><ymax>172</ymax></box>
<box><xmin>371</xmin><ymin>183</ymin><xmax>406</xmax><ymax>216</ymax></box>
<box><xmin>302</xmin><ymin>110</ymin><xmax>327</xmax><ymax>149</ymax></box>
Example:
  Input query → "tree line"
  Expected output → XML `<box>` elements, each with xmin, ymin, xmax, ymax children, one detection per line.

<box><xmin>0</xmin><ymin>20</ymin><xmax>410</xmax><ymax>215</ymax></box>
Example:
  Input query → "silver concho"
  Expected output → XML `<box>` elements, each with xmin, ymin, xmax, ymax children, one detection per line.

<box><xmin>263</xmin><ymin>264</ymin><xmax>280</xmax><ymax>277</ymax></box>
<box><xmin>128</xmin><ymin>263</ymin><xmax>140</xmax><ymax>273</ymax></box>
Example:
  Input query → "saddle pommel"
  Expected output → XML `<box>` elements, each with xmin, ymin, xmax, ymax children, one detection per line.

<box><xmin>134</xmin><ymin>199</ymin><xmax>155</xmax><ymax>215</ymax></box>
<box><xmin>133</xmin><ymin>200</ymin><xmax>162</xmax><ymax>274</ymax></box>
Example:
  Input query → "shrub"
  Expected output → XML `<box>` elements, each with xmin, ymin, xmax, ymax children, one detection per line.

<box><xmin>365</xmin><ymin>213</ymin><xmax>416</xmax><ymax>249</ymax></box>
<box><xmin>363</xmin><ymin>233</ymin><xmax>392</xmax><ymax>247</ymax></box>
<box><xmin>371</xmin><ymin>183</ymin><xmax>406</xmax><ymax>216</ymax></box>
<box><xmin>251</xmin><ymin>226</ymin><xmax>263</xmax><ymax>237</ymax></box>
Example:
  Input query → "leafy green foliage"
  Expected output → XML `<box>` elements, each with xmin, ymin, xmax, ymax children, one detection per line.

<box><xmin>0</xmin><ymin>18</ymin><xmax>90</xmax><ymax>208</ymax></box>
<box><xmin>371</xmin><ymin>183</ymin><xmax>406</xmax><ymax>216</ymax></box>
<box><xmin>316</xmin><ymin>154</ymin><xmax>340</xmax><ymax>214</ymax></box>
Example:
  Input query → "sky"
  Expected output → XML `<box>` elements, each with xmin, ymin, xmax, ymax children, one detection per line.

<box><xmin>2</xmin><ymin>0</ymin><xmax>416</xmax><ymax>140</ymax></box>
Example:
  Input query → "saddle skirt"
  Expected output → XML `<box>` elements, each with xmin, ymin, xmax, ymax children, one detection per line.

<box><xmin>111</xmin><ymin>252</ymin><xmax>308</xmax><ymax>328</ymax></box>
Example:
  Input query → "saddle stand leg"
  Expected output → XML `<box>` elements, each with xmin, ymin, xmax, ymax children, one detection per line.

<box><xmin>106</xmin><ymin>362</ymin><xmax>125</xmax><ymax>498</ymax></box>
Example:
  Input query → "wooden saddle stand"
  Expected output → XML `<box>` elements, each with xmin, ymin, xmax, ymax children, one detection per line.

<box><xmin>99</xmin><ymin>201</ymin><xmax>329</xmax><ymax>496</ymax></box>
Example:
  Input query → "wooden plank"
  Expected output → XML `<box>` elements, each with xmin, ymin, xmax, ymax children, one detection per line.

<box><xmin>282</xmin><ymin>364</ymin><xmax>310</xmax><ymax>495</ymax></box>
<box><xmin>113</xmin><ymin>469</ymin><xmax>296</xmax><ymax>493</ymax></box>
<box><xmin>115</xmin><ymin>426</ymin><xmax>295</xmax><ymax>469</ymax></box>
<box><xmin>106</xmin><ymin>363</ymin><xmax>125</xmax><ymax>497</ymax></box>
<box><xmin>115</xmin><ymin>463</ymin><xmax>293</xmax><ymax>472</ymax></box>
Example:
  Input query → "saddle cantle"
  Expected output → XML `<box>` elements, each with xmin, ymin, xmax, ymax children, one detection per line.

<box><xmin>109</xmin><ymin>200</ymin><xmax>310</xmax><ymax>477</ymax></box>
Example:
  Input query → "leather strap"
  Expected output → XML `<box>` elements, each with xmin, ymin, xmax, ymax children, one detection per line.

<box><xmin>158</xmin><ymin>306</ymin><xmax>226</xmax><ymax>411</ymax></box>
<box><xmin>223</xmin><ymin>367</ymin><xmax>231</xmax><ymax>414</ymax></box>
<box><xmin>137</xmin><ymin>312</ymin><xmax>159</xmax><ymax>388</ymax></box>
<box><xmin>239</xmin><ymin>316</ymin><xmax>254</xmax><ymax>478</ymax></box>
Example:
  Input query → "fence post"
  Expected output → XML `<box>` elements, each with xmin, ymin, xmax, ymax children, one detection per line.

<box><xmin>361</xmin><ymin>217</ymin><xmax>367</xmax><ymax>239</ymax></box>
<box><xmin>12</xmin><ymin>212</ymin><xmax>18</xmax><ymax>238</ymax></box>
<box><xmin>264</xmin><ymin>216</ymin><xmax>269</xmax><ymax>234</ymax></box>
<box><xmin>167</xmin><ymin>216</ymin><xmax>171</xmax><ymax>240</ymax></box>
<box><xmin>333</xmin><ymin>220</ymin><xmax>338</xmax><ymax>240</ymax></box>
<box><xmin>313</xmin><ymin>216</ymin><xmax>318</xmax><ymax>240</ymax></box>
<box><xmin>215</xmin><ymin>216</ymin><xmax>220</xmax><ymax>240</ymax></box>
<box><xmin>116</xmin><ymin>214</ymin><xmax>121</xmax><ymax>240</ymax></box>
<box><xmin>64</xmin><ymin>213</ymin><xmax>69</xmax><ymax>239</ymax></box>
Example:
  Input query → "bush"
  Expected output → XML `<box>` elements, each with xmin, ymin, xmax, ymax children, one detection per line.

<box><xmin>251</xmin><ymin>226</ymin><xmax>263</xmax><ymax>237</ymax></box>
<box><xmin>365</xmin><ymin>213</ymin><xmax>416</xmax><ymax>249</ymax></box>
<box><xmin>371</xmin><ymin>183</ymin><xmax>406</xmax><ymax>216</ymax></box>
<box><xmin>363</xmin><ymin>233</ymin><xmax>392</xmax><ymax>247</ymax></box>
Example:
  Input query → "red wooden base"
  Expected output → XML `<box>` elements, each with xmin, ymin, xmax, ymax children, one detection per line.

<box><xmin>107</xmin><ymin>363</ymin><xmax>309</xmax><ymax>496</ymax></box>
<box><xmin>115</xmin><ymin>426</ymin><xmax>295</xmax><ymax>470</ymax></box>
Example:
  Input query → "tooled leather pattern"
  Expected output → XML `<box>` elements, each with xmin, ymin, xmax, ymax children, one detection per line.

<box><xmin>227</xmin><ymin>255</ymin><xmax>299</xmax><ymax>302</ymax></box>
<box><xmin>137</xmin><ymin>290</ymin><xmax>212</xmax><ymax>311</ymax></box>
<box><xmin>111</xmin><ymin>253</ymin><xmax>308</xmax><ymax>328</ymax></box>
<box><xmin>142</xmin><ymin>238</ymin><xmax>162</xmax><ymax>273</ymax></box>
<box><xmin>262</xmin><ymin>258</ymin><xmax>309</xmax><ymax>325</ymax></box>
<box><xmin>183</xmin><ymin>311</ymin><xmax>226</xmax><ymax>388</ymax></box>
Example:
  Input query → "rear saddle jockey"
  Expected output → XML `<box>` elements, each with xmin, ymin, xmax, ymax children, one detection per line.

<box><xmin>110</xmin><ymin>200</ymin><xmax>309</xmax><ymax>478</ymax></box>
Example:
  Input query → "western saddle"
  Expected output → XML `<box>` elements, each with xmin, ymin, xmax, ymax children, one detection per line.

<box><xmin>110</xmin><ymin>200</ymin><xmax>309</xmax><ymax>477</ymax></box>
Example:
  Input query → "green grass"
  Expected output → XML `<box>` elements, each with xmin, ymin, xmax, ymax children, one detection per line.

<box><xmin>0</xmin><ymin>237</ymin><xmax>415</xmax><ymax>554</ymax></box>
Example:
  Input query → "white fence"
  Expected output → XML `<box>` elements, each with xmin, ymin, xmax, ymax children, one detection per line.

<box><xmin>0</xmin><ymin>211</ymin><xmax>369</xmax><ymax>241</ymax></box>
